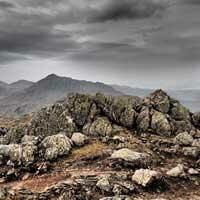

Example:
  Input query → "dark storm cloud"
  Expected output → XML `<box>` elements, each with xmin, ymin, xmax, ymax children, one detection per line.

<box><xmin>0</xmin><ymin>1</ymin><xmax>14</xmax><ymax>8</ymax></box>
<box><xmin>180</xmin><ymin>0</ymin><xmax>200</xmax><ymax>4</ymax></box>
<box><xmin>0</xmin><ymin>0</ymin><xmax>171</xmax><ymax>63</ymax></box>
<box><xmin>0</xmin><ymin>0</ymin><xmax>197</xmax><ymax>66</ymax></box>
<box><xmin>88</xmin><ymin>0</ymin><xmax>169</xmax><ymax>22</ymax></box>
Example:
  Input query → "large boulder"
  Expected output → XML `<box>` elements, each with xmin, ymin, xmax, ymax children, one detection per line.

<box><xmin>40</xmin><ymin>134</ymin><xmax>72</xmax><ymax>161</ymax></box>
<box><xmin>170</xmin><ymin>99</ymin><xmax>191</xmax><ymax>121</ymax></box>
<box><xmin>83</xmin><ymin>117</ymin><xmax>113</xmax><ymax>137</ymax></box>
<box><xmin>166</xmin><ymin>164</ymin><xmax>185</xmax><ymax>177</ymax></box>
<box><xmin>96</xmin><ymin>177</ymin><xmax>112</xmax><ymax>192</ymax></box>
<box><xmin>171</xmin><ymin>120</ymin><xmax>193</xmax><ymax>134</ymax></box>
<box><xmin>27</xmin><ymin>103</ymin><xmax>76</xmax><ymax>140</ymax></box>
<box><xmin>136</xmin><ymin>106</ymin><xmax>150</xmax><ymax>132</ymax></box>
<box><xmin>111</xmin><ymin>148</ymin><xmax>150</xmax><ymax>166</ymax></box>
<box><xmin>0</xmin><ymin>143</ymin><xmax>36</xmax><ymax>166</ymax></box>
<box><xmin>71</xmin><ymin>132</ymin><xmax>88</xmax><ymax>147</ymax></box>
<box><xmin>174</xmin><ymin>132</ymin><xmax>193</xmax><ymax>146</ymax></box>
<box><xmin>151</xmin><ymin>110</ymin><xmax>171</xmax><ymax>136</ymax></box>
<box><xmin>143</xmin><ymin>90</ymin><xmax>170</xmax><ymax>114</ymax></box>
<box><xmin>65</xmin><ymin>93</ymin><xmax>94</xmax><ymax>127</ymax></box>
<box><xmin>132</xmin><ymin>169</ymin><xmax>162</xmax><ymax>187</ymax></box>
<box><xmin>192</xmin><ymin>112</ymin><xmax>200</xmax><ymax>128</ymax></box>
<box><xmin>95</xmin><ymin>93</ymin><xmax>140</xmax><ymax>128</ymax></box>
<box><xmin>182</xmin><ymin>147</ymin><xmax>200</xmax><ymax>158</ymax></box>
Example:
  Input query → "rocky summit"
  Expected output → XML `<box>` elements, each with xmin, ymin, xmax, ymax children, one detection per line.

<box><xmin>0</xmin><ymin>90</ymin><xmax>200</xmax><ymax>200</ymax></box>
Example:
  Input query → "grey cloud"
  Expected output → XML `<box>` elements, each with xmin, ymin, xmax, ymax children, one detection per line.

<box><xmin>0</xmin><ymin>1</ymin><xmax>15</xmax><ymax>8</ymax></box>
<box><xmin>180</xmin><ymin>0</ymin><xmax>200</xmax><ymax>4</ymax></box>
<box><xmin>87</xmin><ymin>0</ymin><xmax>169</xmax><ymax>22</ymax></box>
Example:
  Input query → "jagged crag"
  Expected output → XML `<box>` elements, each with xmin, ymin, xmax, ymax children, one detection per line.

<box><xmin>0</xmin><ymin>90</ymin><xmax>200</xmax><ymax>200</ymax></box>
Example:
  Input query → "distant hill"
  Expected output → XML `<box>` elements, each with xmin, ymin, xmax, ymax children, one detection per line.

<box><xmin>0</xmin><ymin>74</ymin><xmax>122</xmax><ymax>116</ymax></box>
<box><xmin>9</xmin><ymin>80</ymin><xmax>34</xmax><ymax>93</ymax></box>
<box><xmin>112</xmin><ymin>85</ymin><xmax>200</xmax><ymax>112</ymax></box>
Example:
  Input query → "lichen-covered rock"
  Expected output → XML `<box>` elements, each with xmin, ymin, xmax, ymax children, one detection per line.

<box><xmin>21</xmin><ymin>135</ymin><xmax>39</xmax><ymax>145</ymax></box>
<box><xmin>95</xmin><ymin>93</ymin><xmax>140</xmax><ymax>128</ymax></box>
<box><xmin>40</xmin><ymin>134</ymin><xmax>72</xmax><ymax>161</ymax></box>
<box><xmin>151</xmin><ymin>110</ymin><xmax>171</xmax><ymax>136</ymax></box>
<box><xmin>27</xmin><ymin>103</ymin><xmax>76</xmax><ymax>140</ymax></box>
<box><xmin>71</xmin><ymin>132</ymin><xmax>88</xmax><ymax>147</ymax></box>
<box><xmin>136</xmin><ymin>106</ymin><xmax>150</xmax><ymax>132</ymax></box>
<box><xmin>192</xmin><ymin>139</ymin><xmax>200</xmax><ymax>148</ymax></box>
<box><xmin>21</xmin><ymin>143</ymin><xmax>37</xmax><ymax>166</ymax></box>
<box><xmin>182</xmin><ymin>147</ymin><xmax>200</xmax><ymax>158</ymax></box>
<box><xmin>145</xmin><ymin>90</ymin><xmax>170</xmax><ymax>114</ymax></box>
<box><xmin>132</xmin><ymin>169</ymin><xmax>161</xmax><ymax>187</ymax></box>
<box><xmin>2</xmin><ymin>126</ymin><xmax>25</xmax><ymax>145</ymax></box>
<box><xmin>171</xmin><ymin>120</ymin><xmax>192</xmax><ymax>134</ymax></box>
<box><xmin>174</xmin><ymin>132</ymin><xmax>193</xmax><ymax>146</ymax></box>
<box><xmin>111</xmin><ymin>148</ymin><xmax>150</xmax><ymax>166</ymax></box>
<box><xmin>83</xmin><ymin>117</ymin><xmax>113</xmax><ymax>137</ymax></box>
<box><xmin>192</xmin><ymin>112</ymin><xmax>200</xmax><ymax>128</ymax></box>
<box><xmin>96</xmin><ymin>177</ymin><xmax>112</xmax><ymax>192</ymax></box>
<box><xmin>170</xmin><ymin>99</ymin><xmax>191</xmax><ymax>121</ymax></box>
<box><xmin>0</xmin><ymin>143</ymin><xmax>36</xmax><ymax>166</ymax></box>
<box><xmin>66</xmin><ymin>93</ymin><xmax>94</xmax><ymax>126</ymax></box>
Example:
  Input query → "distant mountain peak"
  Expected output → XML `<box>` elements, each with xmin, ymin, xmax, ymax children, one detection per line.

<box><xmin>45</xmin><ymin>73</ymin><xmax>60</xmax><ymax>79</ymax></box>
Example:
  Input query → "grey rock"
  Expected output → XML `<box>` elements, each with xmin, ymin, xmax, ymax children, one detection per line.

<box><xmin>83</xmin><ymin>117</ymin><xmax>113</xmax><ymax>137</ymax></box>
<box><xmin>192</xmin><ymin>139</ymin><xmax>200</xmax><ymax>148</ymax></box>
<box><xmin>166</xmin><ymin>164</ymin><xmax>185</xmax><ymax>177</ymax></box>
<box><xmin>132</xmin><ymin>169</ymin><xmax>161</xmax><ymax>187</ymax></box>
<box><xmin>111</xmin><ymin>148</ymin><xmax>150</xmax><ymax>166</ymax></box>
<box><xmin>96</xmin><ymin>177</ymin><xmax>112</xmax><ymax>192</ymax></box>
<box><xmin>182</xmin><ymin>147</ymin><xmax>200</xmax><ymax>158</ymax></box>
<box><xmin>151</xmin><ymin>110</ymin><xmax>171</xmax><ymax>136</ymax></box>
<box><xmin>71</xmin><ymin>132</ymin><xmax>88</xmax><ymax>147</ymax></box>
<box><xmin>40</xmin><ymin>134</ymin><xmax>72</xmax><ymax>161</ymax></box>
<box><xmin>174</xmin><ymin>132</ymin><xmax>193</xmax><ymax>146</ymax></box>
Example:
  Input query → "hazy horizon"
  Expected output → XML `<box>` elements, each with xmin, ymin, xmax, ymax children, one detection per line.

<box><xmin>0</xmin><ymin>0</ymin><xmax>200</xmax><ymax>89</ymax></box>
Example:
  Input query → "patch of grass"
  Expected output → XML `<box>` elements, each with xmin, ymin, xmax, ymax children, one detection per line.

<box><xmin>69</xmin><ymin>140</ymin><xmax>108</xmax><ymax>161</ymax></box>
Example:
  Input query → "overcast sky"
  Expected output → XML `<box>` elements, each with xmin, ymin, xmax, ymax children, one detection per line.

<box><xmin>0</xmin><ymin>0</ymin><xmax>200</xmax><ymax>89</ymax></box>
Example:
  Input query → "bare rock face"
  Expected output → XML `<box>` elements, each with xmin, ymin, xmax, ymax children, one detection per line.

<box><xmin>40</xmin><ymin>134</ymin><xmax>72</xmax><ymax>161</ymax></box>
<box><xmin>151</xmin><ymin>110</ymin><xmax>171</xmax><ymax>136</ymax></box>
<box><xmin>132</xmin><ymin>169</ymin><xmax>162</xmax><ymax>187</ymax></box>
<box><xmin>111</xmin><ymin>148</ymin><xmax>150</xmax><ymax>166</ymax></box>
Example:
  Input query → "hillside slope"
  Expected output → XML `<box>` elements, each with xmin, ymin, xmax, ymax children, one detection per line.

<box><xmin>0</xmin><ymin>74</ymin><xmax>122</xmax><ymax>116</ymax></box>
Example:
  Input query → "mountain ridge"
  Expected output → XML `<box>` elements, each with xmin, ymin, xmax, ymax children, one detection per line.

<box><xmin>0</xmin><ymin>74</ymin><xmax>123</xmax><ymax>116</ymax></box>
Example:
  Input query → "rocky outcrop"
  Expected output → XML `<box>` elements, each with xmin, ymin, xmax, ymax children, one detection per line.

<box><xmin>0</xmin><ymin>90</ymin><xmax>200</xmax><ymax>199</ymax></box>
